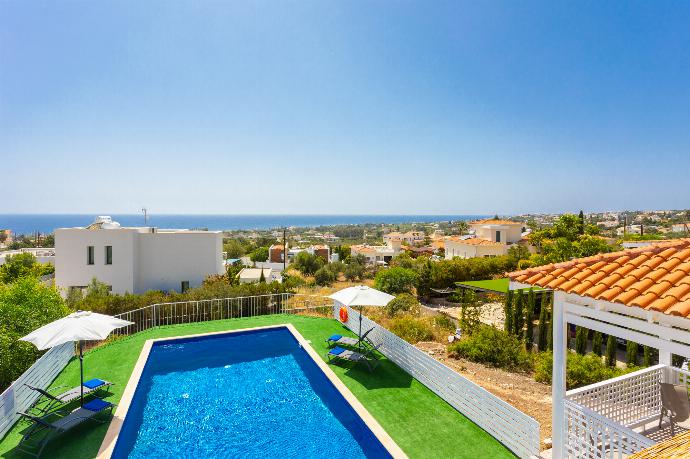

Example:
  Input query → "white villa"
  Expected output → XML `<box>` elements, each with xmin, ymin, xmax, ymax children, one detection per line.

<box><xmin>510</xmin><ymin>239</ymin><xmax>690</xmax><ymax>459</ymax></box>
<box><xmin>0</xmin><ymin>247</ymin><xmax>55</xmax><ymax>266</ymax></box>
<box><xmin>672</xmin><ymin>222</ymin><xmax>690</xmax><ymax>234</ymax></box>
<box><xmin>55</xmin><ymin>216</ymin><xmax>224</xmax><ymax>295</ymax></box>
<box><xmin>444</xmin><ymin>219</ymin><xmax>524</xmax><ymax>259</ymax></box>
<box><xmin>236</xmin><ymin>267</ymin><xmax>282</xmax><ymax>284</ymax></box>
<box><xmin>383</xmin><ymin>231</ymin><xmax>425</xmax><ymax>244</ymax></box>
<box><xmin>351</xmin><ymin>239</ymin><xmax>402</xmax><ymax>264</ymax></box>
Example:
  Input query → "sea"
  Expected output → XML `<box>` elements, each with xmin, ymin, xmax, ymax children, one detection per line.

<box><xmin>0</xmin><ymin>214</ymin><xmax>487</xmax><ymax>236</ymax></box>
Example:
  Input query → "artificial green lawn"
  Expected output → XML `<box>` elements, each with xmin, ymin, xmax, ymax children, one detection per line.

<box><xmin>457</xmin><ymin>278</ymin><xmax>511</xmax><ymax>293</ymax></box>
<box><xmin>0</xmin><ymin>315</ymin><xmax>514</xmax><ymax>458</ymax></box>
<box><xmin>456</xmin><ymin>278</ymin><xmax>545</xmax><ymax>294</ymax></box>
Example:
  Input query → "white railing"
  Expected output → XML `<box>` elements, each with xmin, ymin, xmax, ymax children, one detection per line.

<box><xmin>0</xmin><ymin>342</ymin><xmax>74</xmax><ymax>439</ymax></box>
<box><xmin>566</xmin><ymin>365</ymin><xmax>665</xmax><ymax>429</ymax></box>
<box><xmin>335</xmin><ymin>304</ymin><xmax>540</xmax><ymax>459</ymax></box>
<box><xmin>111</xmin><ymin>293</ymin><xmax>332</xmax><ymax>336</ymax></box>
<box><xmin>563</xmin><ymin>399</ymin><xmax>655</xmax><ymax>459</ymax></box>
<box><xmin>562</xmin><ymin>364</ymin><xmax>690</xmax><ymax>458</ymax></box>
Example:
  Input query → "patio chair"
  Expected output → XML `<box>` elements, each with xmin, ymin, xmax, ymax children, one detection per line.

<box><xmin>325</xmin><ymin>327</ymin><xmax>374</xmax><ymax>349</ymax></box>
<box><xmin>16</xmin><ymin>398</ymin><xmax>114</xmax><ymax>458</ymax></box>
<box><xmin>327</xmin><ymin>343</ymin><xmax>382</xmax><ymax>373</ymax></box>
<box><xmin>26</xmin><ymin>378</ymin><xmax>113</xmax><ymax>414</ymax></box>
<box><xmin>659</xmin><ymin>382</ymin><xmax>690</xmax><ymax>436</ymax></box>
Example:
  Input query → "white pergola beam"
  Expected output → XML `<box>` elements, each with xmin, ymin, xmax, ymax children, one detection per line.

<box><xmin>565</xmin><ymin>301</ymin><xmax>690</xmax><ymax>348</ymax></box>
<box><xmin>552</xmin><ymin>291</ymin><xmax>567</xmax><ymax>459</ymax></box>
<box><xmin>565</xmin><ymin>313</ymin><xmax>690</xmax><ymax>359</ymax></box>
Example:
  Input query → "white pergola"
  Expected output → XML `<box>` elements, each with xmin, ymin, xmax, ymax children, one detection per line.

<box><xmin>510</xmin><ymin>281</ymin><xmax>690</xmax><ymax>459</ymax></box>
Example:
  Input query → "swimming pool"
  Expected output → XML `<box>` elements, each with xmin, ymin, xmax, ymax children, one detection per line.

<box><xmin>102</xmin><ymin>325</ymin><xmax>399</xmax><ymax>458</ymax></box>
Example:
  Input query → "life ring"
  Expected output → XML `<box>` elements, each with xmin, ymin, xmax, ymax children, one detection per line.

<box><xmin>339</xmin><ymin>307</ymin><xmax>349</xmax><ymax>323</ymax></box>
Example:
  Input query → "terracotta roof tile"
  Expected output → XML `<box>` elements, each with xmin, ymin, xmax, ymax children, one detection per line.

<box><xmin>667</xmin><ymin>300</ymin><xmax>690</xmax><ymax>317</ymax></box>
<box><xmin>675</xmin><ymin>261</ymin><xmax>690</xmax><ymax>275</ymax></box>
<box><xmin>508</xmin><ymin>239</ymin><xmax>690</xmax><ymax>319</ymax></box>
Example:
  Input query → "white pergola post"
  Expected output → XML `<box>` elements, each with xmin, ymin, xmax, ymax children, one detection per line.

<box><xmin>552</xmin><ymin>291</ymin><xmax>567</xmax><ymax>459</ymax></box>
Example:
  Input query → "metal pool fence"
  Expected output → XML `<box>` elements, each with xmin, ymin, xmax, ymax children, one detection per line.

<box><xmin>110</xmin><ymin>293</ymin><xmax>332</xmax><ymax>336</ymax></box>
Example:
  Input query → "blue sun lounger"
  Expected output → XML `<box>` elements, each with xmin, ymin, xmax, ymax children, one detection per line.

<box><xmin>325</xmin><ymin>327</ymin><xmax>374</xmax><ymax>349</ymax></box>
<box><xmin>17</xmin><ymin>398</ymin><xmax>114</xmax><ymax>457</ymax></box>
<box><xmin>26</xmin><ymin>378</ymin><xmax>113</xmax><ymax>414</ymax></box>
<box><xmin>327</xmin><ymin>343</ymin><xmax>382</xmax><ymax>372</ymax></box>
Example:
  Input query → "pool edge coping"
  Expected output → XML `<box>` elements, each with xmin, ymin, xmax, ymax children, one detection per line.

<box><xmin>96</xmin><ymin>323</ymin><xmax>407</xmax><ymax>459</ymax></box>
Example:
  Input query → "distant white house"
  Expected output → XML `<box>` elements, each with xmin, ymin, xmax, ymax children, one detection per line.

<box><xmin>55</xmin><ymin>216</ymin><xmax>224</xmax><ymax>296</ymax></box>
<box><xmin>383</xmin><ymin>231</ymin><xmax>425</xmax><ymax>244</ymax></box>
<box><xmin>237</xmin><ymin>267</ymin><xmax>282</xmax><ymax>284</ymax></box>
<box><xmin>351</xmin><ymin>239</ymin><xmax>402</xmax><ymax>264</ymax></box>
<box><xmin>672</xmin><ymin>222</ymin><xmax>690</xmax><ymax>233</ymax></box>
<box><xmin>0</xmin><ymin>247</ymin><xmax>55</xmax><ymax>266</ymax></box>
<box><xmin>444</xmin><ymin>219</ymin><xmax>523</xmax><ymax>259</ymax></box>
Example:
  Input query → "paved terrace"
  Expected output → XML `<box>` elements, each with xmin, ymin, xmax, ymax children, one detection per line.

<box><xmin>0</xmin><ymin>315</ymin><xmax>514</xmax><ymax>459</ymax></box>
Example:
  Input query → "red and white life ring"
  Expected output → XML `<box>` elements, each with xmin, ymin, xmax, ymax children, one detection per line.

<box><xmin>339</xmin><ymin>307</ymin><xmax>349</xmax><ymax>323</ymax></box>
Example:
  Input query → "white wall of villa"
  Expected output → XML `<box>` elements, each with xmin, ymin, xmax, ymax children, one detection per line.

<box><xmin>55</xmin><ymin>217</ymin><xmax>223</xmax><ymax>295</ymax></box>
<box><xmin>470</xmin><ymin>220</ymin><xmax>523</xmax><ymax>244</ymax></box>
<box><xmin>444</xmin><ymin>239</ymin><xmax>506</xmax><ymax>259</ymax></box>
<box><xmin>351</xmin><ymin>239</ymin><xmax>402</xmax><ymax>263</ymax></box>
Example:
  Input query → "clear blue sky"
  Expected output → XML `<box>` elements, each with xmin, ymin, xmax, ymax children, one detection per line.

<box><xmin>2</xmin><ymin>1</ymin><xmax>689</xmax><ymax>215</ymax></box>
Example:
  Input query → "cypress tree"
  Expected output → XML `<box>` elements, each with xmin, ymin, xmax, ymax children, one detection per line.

<box><xmin>626</xmin><ymin>341</ymin><xmax>638</xmax><ymax>367</ymax></box>
<box><xmin>643</xmin><ymin>346</ymin><xmax>652</xmax><ymax>367</ymax></box>
<box><xmin>606</xmin><ymin>335</ymin><xmax>616</xmax><ymax>367</ymax></box>
<box><xmin>513</xmin><ymin>290</ymin><xmax>525</xmax><ymax>337</ymax></box>
<box><xmin>525</xmin><ymin>288</ymin><xmax>536</xmax><ymax>349</ymax></box>
<box><xmin>575</xmin><ymin>326</ymin><xmax>588</xmax><ymax>355</ymax></box>
<box><xmin>578</xmin><ymin>210</ymin><xmax>585</xmax><ymax>235</ymax></box>
<box><xmin>417</xmin><ymin>260</ymin><xmax>432</xmax><ymax>301</ymax></box>
<box><xmin>259</xmin><ymin>269</ymin><xmax>266</xmax><ymax>283</ymax></box>
<box><xmin>547</xmin><ymin>294</ymin><xmax>553</xmax><ymax>351</ymax></box>
<box><xmin>504</xmin><ymin>290</ymin><xmax>514</xmax><ymax>333</ymax></box>
<box><xmin>592</xmin><ymin>331</ymin><xmax>603</xmax><ymax>356</ymax></box>
<box><xmin>537</xmin><ymin>293</ymin><xmax>549</xmax><ymax>351</ymax></box>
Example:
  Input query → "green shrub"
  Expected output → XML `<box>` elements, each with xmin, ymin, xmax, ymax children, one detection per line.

<box><xmin>385</xmin><ymin>293</ymin><xmax>420</xmax><ymax>317</ymax></box>
<box><xmin>293</xmin><ymin>252</ymin><xmax>326</xmax><ymax>276</ymax></box>
<box><xmin>448</xmin><ymin>325</ymin><xmax>532</xmax><ymax>371</ymax></box>
<box><xmin>534</xmin><ymin>351</ymin><xmax>629</xmax><ymax>389</ymax></box>
<box><xmin>374</xmin><ymin>267</ymin><xmax>419</xmax><ymax>294</ymax></box>
<box><xmin>0</xmin><ymin>278</ymin><xmax>69</xmax><ymax>390</ymax></box>
<box><xmin>313</xmin><ymin>266</ymin><xmax>336</xmax><ymax>286</ymax></box>
<box><xmin>389</xmin><ymin>316</ymin><xmax>434</xmax><ymax>344</ymax></box>
<box><xmin>434</xmin><ymin>314</ymin><xmax>456</xmax><ymax>333</ymax></box>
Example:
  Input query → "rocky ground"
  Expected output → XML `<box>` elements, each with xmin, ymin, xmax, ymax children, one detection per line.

<box><xmin>434</xmin><ymin>301</ymin><xmax>506</xmax><ymax>329</ymax></box>
<box><xmin>415</xmin><ymin>341</ymin><xmax>553</xmax><ymax>449</ymax></box>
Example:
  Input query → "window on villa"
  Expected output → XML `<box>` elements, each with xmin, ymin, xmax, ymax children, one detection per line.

<box><xmin>495</xmin><ymin>231</ymin><xmax>501</xmax><ymax>242</ymax></box>
<box><xmin>105</xmin><ymin>246</ymin><xmax>113</xmax><ymax>265</ymax></box>
<box><xmin>181</xmin><ymin>281</ymin><xmax>190</xmax><ymax>293</ymax></box>
<box><xmin>87</xmin><ymin>246</ymin><xmax>94</xmax><ymax>265</ymax></box>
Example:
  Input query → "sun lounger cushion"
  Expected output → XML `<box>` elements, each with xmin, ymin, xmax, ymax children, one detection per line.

<box><xmin>328</xmin><ymin>334</ymin><xmax>342</xmax><ymax>341</ymax></box>
<box><xmin>329</xmin><ymin>347</ymin><xmax>346</xmax><ymax>356</ymax></box>
<box><xmin>83</xmin><ymin>399</ymin><xmax>112</xmax><ymax>413</ymax></box>
<box><xmin>83</xmin><ymin>378</ymin><xmax>106</xmax><ymax>389</ymax></box>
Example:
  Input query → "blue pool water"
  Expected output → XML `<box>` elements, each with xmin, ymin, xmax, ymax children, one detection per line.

<box><xmin>111</xmin><ymin>327</ymin><xmax>392</xmax><ymax>458</ymax></box>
